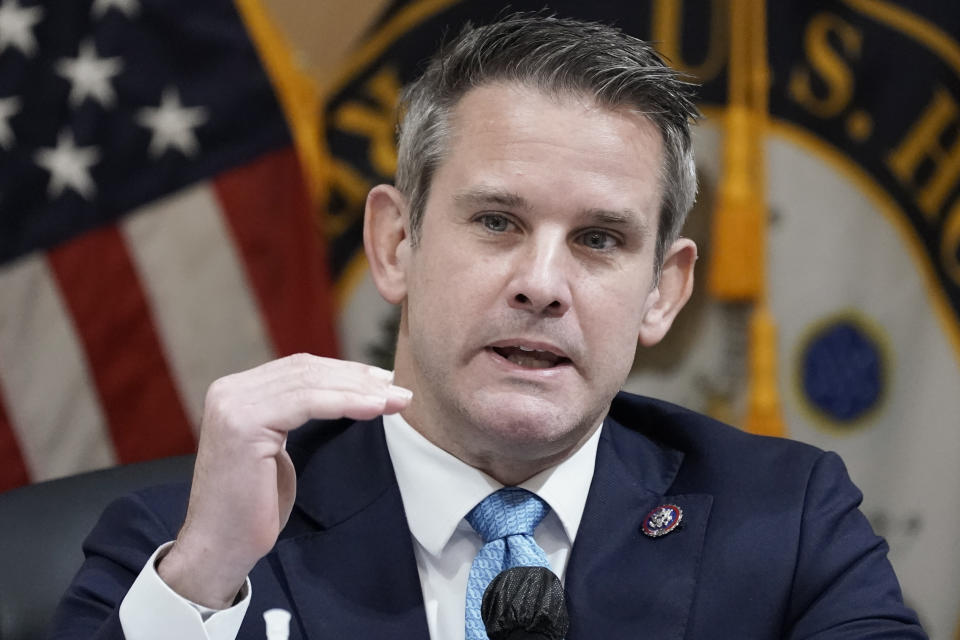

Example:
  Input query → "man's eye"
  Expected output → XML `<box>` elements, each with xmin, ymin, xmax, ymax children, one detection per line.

<box><xmin>579</xmin><ymin>230</ymin><xmax>617</xmax><ymax>250</ymax></box>
<box><xmin>479</xmin><ymin>214</ymin><xmax>510</xmax><ymax>232</ymax></box>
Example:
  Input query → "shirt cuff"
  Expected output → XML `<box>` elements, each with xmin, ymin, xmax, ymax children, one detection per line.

<box><xmin>119</xmin><ymin>542</ymin><xmax>252</xmax><ymax>640</ymax></box>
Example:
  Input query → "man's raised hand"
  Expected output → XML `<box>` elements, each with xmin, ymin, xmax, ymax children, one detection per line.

<box><xmin>157</xmin><ymin>354</ymin><xmax>412</xmax><ymax>608</ymax></box>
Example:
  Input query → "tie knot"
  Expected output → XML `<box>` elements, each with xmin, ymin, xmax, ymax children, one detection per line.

<box><xmin>466</xmin><ymin>488</ymin><xmax>550</xmax><ymax>543</ymax></box>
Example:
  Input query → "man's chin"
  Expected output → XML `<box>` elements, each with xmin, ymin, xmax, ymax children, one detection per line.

<box><xmin>461</xmin><ymin>391</ymin><xmax>592</xmax><ymax>447</ymax></box>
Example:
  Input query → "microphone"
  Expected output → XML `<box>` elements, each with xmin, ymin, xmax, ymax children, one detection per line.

<box><xmin>480</xmin><ymin>566</ymin><xmax>570</xmax><ymax>640</ymax></box>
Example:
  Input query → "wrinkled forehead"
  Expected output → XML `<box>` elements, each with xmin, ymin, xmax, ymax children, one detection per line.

<box><xmin>438</xmin><ymin>82</ymin><xmax>666</xmax><ymax>205</ymax></box>
<box><xmin>440</xmin><ymin>81</ymin><xmax>667</xmax><ymax>186</ymax></box>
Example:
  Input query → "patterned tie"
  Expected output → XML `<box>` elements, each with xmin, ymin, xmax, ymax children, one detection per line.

<box><xmin>464</xmin><ymin>487</ymin><xmax>553</xmax><ymax>640</ymax></box>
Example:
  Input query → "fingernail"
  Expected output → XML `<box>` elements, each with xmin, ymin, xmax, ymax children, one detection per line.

<box><xmin>387</xmin><ymin>385</ymin><xmax>413</xmax><ymax>400</ymax></box>
<box><xmin>369</xmin><ymin>367</ymin><xmax>394</xmax><ymax>382</ymax></box>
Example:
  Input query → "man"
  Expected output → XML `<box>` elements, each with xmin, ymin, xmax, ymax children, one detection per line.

<box><xmin>51</xmin><ymin>14</ymin><xmax>925</xmax><ymax>639</ymax></box>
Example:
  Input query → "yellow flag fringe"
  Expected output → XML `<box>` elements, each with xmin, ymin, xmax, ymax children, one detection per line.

<box><xmin>707</xmin><ymin>0</ymin><xmax>786</xmax><ymax>437</ymax></box>
<box><xmin>233</xmin><ymin>0</ymin><xmax>325</xmax><ymax>208</ymax></box>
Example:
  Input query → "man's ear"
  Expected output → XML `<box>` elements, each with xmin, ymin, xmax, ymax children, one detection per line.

<box><xmin>638</xmin><ymin>238</ymin><xmax>697</xmax><ymax>347</ymax></box>
<box><xmin>363</xmin><ymin>184</ymin><xmax>410</xmax><ymax>304</ymax></box>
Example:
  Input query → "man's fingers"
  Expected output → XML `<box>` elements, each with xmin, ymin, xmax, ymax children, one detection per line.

<box><xmin>384</xmin><ymin>388</ymin><xmax>413</xmax><ymax>415</ymax></box>
<box><xmin>211</xmin><ymin>387</ymin><xmax>410</xmax><ymax>438</ymax></box>
<box><xmin>280</xmin><ymin>387</ymin><xmax>412</xmax><ymax>426</ymax></box>
<box><xmin>225</xmin><ymin>354</ymin><xmax>399</xmax><ymax>401</ymax></box>
<box><xmin>273</xmin><ymin>354</ymin><xmax>394</xmax><ymax>390</ymax></box>
<box><xmin>202</xmin><ymin>355</ymin><xmax>410</xmax><ymax>435</ymax></box>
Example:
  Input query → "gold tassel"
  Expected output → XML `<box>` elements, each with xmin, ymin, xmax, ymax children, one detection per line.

<box><xmin>706</xmin><ymin>104</ymin><xmax>765</xmax><ymax>301</ymax></box>
<box><xmin>743</xmin><ymin>305</ymin><xmax>787</xmax><ymax>437</ymax></box>
<box><xmin>708</xmin><ymin>0</ymin><xmax>787</xmax><ymax>437</ymax></box>
<box><xmin>233</xmin><ymin>0</ymin><xmax>325</xmax><ymax>207</ymax></box>
<box><xmin>707</xmin><ymin>0</ymin><xmax>764</xmax><ymax>301</ymax></box>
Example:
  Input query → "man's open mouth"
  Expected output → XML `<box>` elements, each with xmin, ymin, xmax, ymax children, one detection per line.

<box><xmin>489</xmin><ymin>345</ymin><xmax>571</xmax><ymax>369</ymax></box>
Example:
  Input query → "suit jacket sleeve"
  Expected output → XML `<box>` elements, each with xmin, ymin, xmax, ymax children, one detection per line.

<box><xmin>48</xmin><ymin>485</ymin><xmax>189</xmax><ymax>640</ymax></box>
<box><xmin>785</xmin><ymin>451</ymin><xmax>925</xmax><ymax>639</ymax></box>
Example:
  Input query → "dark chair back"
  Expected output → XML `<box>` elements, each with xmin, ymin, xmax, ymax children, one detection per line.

<box><xmin>0</xmin><ymin>455</ymin><xmax>194</xmax><ymax>640</ymax></box>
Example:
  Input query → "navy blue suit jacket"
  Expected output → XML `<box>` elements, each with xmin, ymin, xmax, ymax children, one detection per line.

<box><xmin>50</xmin><ymin>393</ymin><xmax>925</xmax><ymax>639</ymax></box>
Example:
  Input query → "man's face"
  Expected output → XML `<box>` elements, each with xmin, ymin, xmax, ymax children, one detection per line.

<box><xmin>388</xmin><ymin>83</ymin><xmax>679</xmax><ymax>477</ymax></box>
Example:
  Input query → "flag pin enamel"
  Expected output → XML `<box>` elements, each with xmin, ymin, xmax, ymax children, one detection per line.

<box><xmin>641</xmin><ymin>504</ymin><xmax>683</xmax><ymax>538</ymax></box>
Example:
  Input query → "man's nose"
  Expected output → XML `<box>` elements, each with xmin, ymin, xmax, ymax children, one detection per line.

<box><xmin>506</xmin><ymin>239</ymin><xmax>572</xmax><ymax>317</ymax></box>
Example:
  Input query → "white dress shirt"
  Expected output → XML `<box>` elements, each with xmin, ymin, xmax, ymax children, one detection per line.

<box><xmin>118</xmin><ymin>413</ymin><xmax>601</xmax><ymax>640</ymax></box>
<box><xmin>383</xmin><ymin>412</ymin><xmax>600</xmax><ymax>640</ymax></box>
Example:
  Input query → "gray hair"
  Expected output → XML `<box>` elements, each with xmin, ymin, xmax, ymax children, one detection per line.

<box><xmin>395</xmin><ymin>13</ymin><xmax>700</xmax><ymax>270</ymax></box>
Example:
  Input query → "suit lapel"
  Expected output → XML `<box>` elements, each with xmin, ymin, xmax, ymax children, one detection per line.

<box><xmin>272</xmin><ymin>418</ymin><xmax>431</xmax><ymax>640</ymax></box>
<box><xmin>565</xmin><ymin>416</ymin><xmax>713</xmax><ymax>639</ymax></box>
<box><xmin>261</xmin><ymin>401</ymin><xmax>711</xmax><ymax>639</ymax></box>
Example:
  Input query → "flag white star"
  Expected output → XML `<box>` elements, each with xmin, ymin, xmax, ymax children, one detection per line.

<box><xmin>0</xmin><ymin>0</ymin><xmax>43</xmax><ymax>57</ymax></box>
<box><xmin>91</xmin><ymin>0</ymin><xmax>139</xmax><ymax>19</ymax></box>
<box><xmin>34</xmin><ymin>130</ymin><xmax>101</xmax><ymax>200</ymax></box>
<box><xmin>136</xmin><ymin>87</ymin><xmax>208</xmax><ymax>158</ymax></box>
<box><xmin>55</xmin><ymin>39</ymin><xmax>123</xmax><ymax>109</ymax></box>
<box><xmin>0</xmin><ymin>96</ymin><xmax>20</xmax><ymax>149</ymax></box>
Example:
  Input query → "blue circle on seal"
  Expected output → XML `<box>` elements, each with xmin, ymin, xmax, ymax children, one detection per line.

<box><xmin>801</xmin><ymin>320</ymin><xmax>884</xmax><ymax>423</ymax></box>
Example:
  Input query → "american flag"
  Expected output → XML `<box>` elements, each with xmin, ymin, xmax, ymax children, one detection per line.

<box><xmin>0</xmin><ymin>0</ymin><xmax>338</xmax><ymax>490</ymax></box>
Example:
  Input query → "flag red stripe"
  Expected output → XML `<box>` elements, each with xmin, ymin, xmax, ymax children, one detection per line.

<box><xmin>47</xmin><ymin>226</ymin><xmax>196</xmax><ymax>463</ymax></box>
<box><xmin>0</xmin><ymin>390</ymin><xmax>30</xmax><ymax>491</ymax></box>
<box><xmin>214</xmin><ymin>147</ymin><xmax>339</xmax><ymax>358</ymax></box>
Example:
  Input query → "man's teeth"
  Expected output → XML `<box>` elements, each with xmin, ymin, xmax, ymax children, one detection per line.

<box><xmin>506</xmin><ymin>351</ymin><xmax>555</xmax><ymax>368</ymax></box>
<box><xmin>491</xmin><ymin>345</ymin><xmax>566</xmax><ymax>368</ymax></box>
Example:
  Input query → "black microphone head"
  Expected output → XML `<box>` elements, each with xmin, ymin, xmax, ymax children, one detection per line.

<box><xmin>480</xmin><ymin>566</ymin><xmax>570</xmax><ymax>640</ymax></box>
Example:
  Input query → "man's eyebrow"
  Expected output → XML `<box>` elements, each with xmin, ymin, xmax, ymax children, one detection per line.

<box><xmin>453</xmin><ymin>187</ymin><xmax>531</xmax><ymax>211</ymax></box>
<box><xmin>582</xmin><ymin>208</ymin><xmax>653</xmax><ymax>235</ymax></box>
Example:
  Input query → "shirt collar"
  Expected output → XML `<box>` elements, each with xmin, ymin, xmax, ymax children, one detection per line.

<box><xmin>383</xmin><ymin>412</ymin><xmax>601</xmax><ymax>558</ymax></box>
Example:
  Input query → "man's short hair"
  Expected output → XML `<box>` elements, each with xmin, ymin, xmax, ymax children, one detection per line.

<box><xmin>395</xmin><ymin>13</ymin><xmax>700</xmax><ymax>271</ymax></box>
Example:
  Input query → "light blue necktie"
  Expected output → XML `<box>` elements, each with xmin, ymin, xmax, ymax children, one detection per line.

<box><xmin>464</xmin><ymin>487</ymin><xmax>552</xmax><ymax>640</ymax></box>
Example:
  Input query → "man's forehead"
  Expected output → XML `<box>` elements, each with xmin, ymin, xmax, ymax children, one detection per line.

<box><xmin>434</xmin><ymin>83</ymin><xmax>665</xmax><ymax>220</ymax></box>
<box><xmin>446</xmin><ymin>81</ymin><xmax>660</xmax><ymax>136</ymax></box>
<box><xmin>440</xmin><ymin>82</ymin><xmax>666</xmax><ymax>179</ymax></box>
